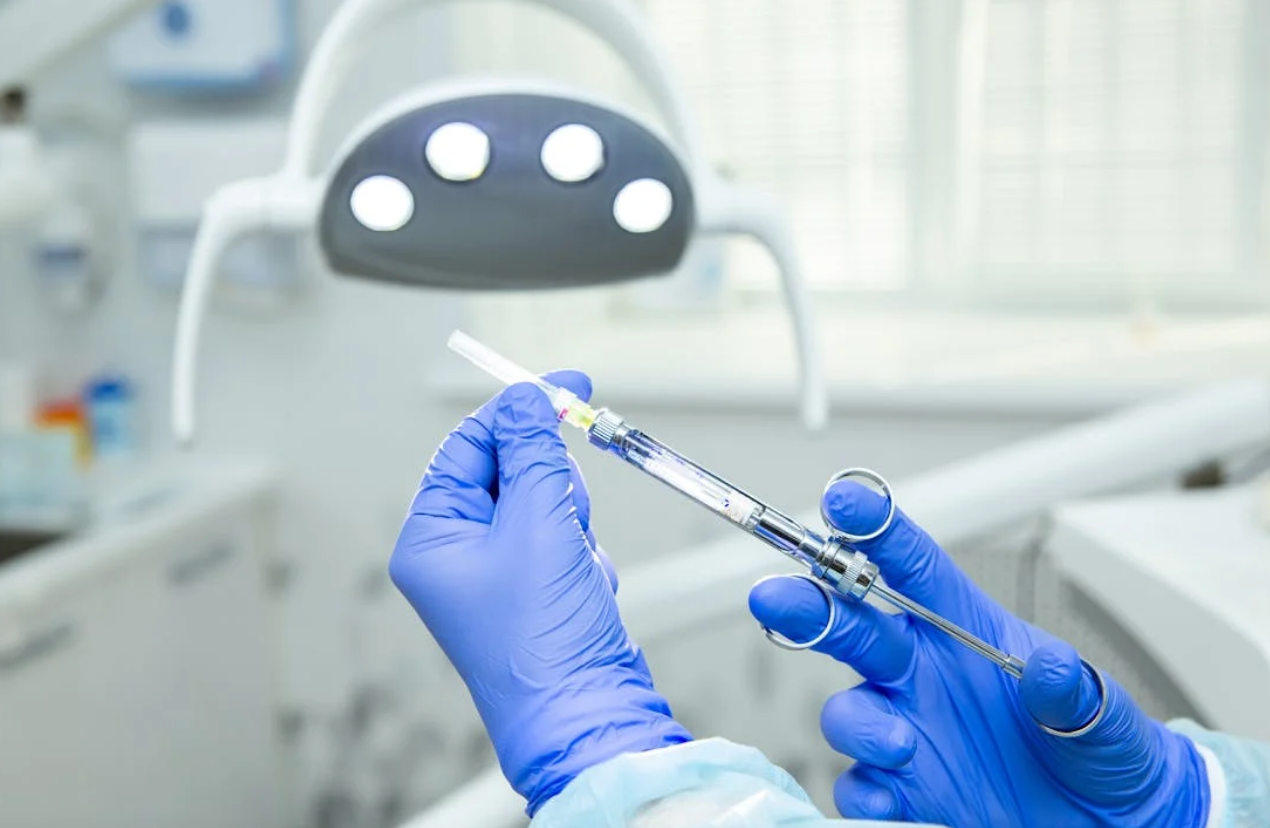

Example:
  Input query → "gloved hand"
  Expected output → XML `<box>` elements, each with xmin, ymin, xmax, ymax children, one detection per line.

<box><xmin>750</xmin><ymin>482</ymin><xmax>1213</xmax><ymax>828</ymax></box>
<box><xmin>390</xmin><ymin>374</ymin><xmax>691</xmax><ymax>815</ymax></box>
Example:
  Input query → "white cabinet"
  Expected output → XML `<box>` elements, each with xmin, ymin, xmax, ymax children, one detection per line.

<box><xmin>0</xmin><ymin>553</ymin><xmax>167</xmax><ymax>827</ymax></box>
<box><xmin>1046</xmin><ymin>487</ymin><xmax>1270</xmax><ymax>741</ymax></box>
<box><xmin>0</xmin><ymin>466</ymin><xmax>286</xmax><ymax>828</ymax></box>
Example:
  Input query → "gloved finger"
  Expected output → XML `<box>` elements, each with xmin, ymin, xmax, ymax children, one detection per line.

<box><xmin>411</xmin><ymin>370</ymin><xmax>590</xmax><ymax>523</ymax></box>
<box><xmin>546</xmin><ymin>369</ymin><xmax>593</xmax><ymax>406</ymax></box>
<box><xmin>592</xmin><ymin>544</ymin><xmax>619</xmax><ymax>593</ymax></box>
<box><xmin>748</xmin><ymin>575</ymin><xmax>915</xmax><ymax>684</ymax></box>
<box><xmin>567</xmin><ymin>453</ymin><xmax>617</xmax><ymax>591</ymax></box>
<box><xmin>823</xmin><ymin>480</ymin><xmax>999</xmax><ymax>627</ymax></box>
<box><xmin>821</xmin><ymin>686</ymin><xmax>917</xmax><ymax>769</ymax></box>
<box><xmin>1021</xmin><ymin>639</ymin><xmax>1103</xmax><ymax>734</ymax></box>
<box><xmin>1020</xmin><ymin>641</ymin><xmax>1154</xmax><ymax>797</ymax></box>
<box><xmin>833</xmin><ymin>765</ymin><xmax>903</xmax><ymax>822</ymax></box>
<box><xmin>566</xmin><ymin>453</ymin><xmax>597</xmax><ymax>543</ymax></box>
<box><xmin>491</xmin><ymin>383</ymin><xmax>586</xmax><ymax>537</ymax></box>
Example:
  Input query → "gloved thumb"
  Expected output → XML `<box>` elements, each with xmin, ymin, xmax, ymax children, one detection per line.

<box><xmin>1020</xmin><ymin>639</ymin><xmax>1104</xmax><ymax>734</ymax></box>
<box><xmin>491</xmin><ymin>383</ymin><xmax>577</xmax><ymax>530</ymax></box>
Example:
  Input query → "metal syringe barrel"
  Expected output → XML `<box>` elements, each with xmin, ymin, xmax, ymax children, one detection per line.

<box><xmin>444</xmin><ymin>331</ymin><xmax>1029</xmax><ymax>678</ymax></box>
<box><xmin>587</xmin><ymin>409</ymin><xmax>880</xmax><ymax>600</ymax></box>
<box><xmin>584</xmin><ymin>409</ymin><xmax>1026</xmax><ymax>679</ymax></box>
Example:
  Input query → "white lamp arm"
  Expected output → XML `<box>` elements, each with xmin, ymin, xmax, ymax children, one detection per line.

<box><xmin>171</xmin><ymin>177</ymin><xmax>321</xmax><ymax>445</ymax></box>
<box><xmin>696</xmin><ymin>172</ymin><xmax>829</xmax><ymax>431</ymax></box>
<box><xmin>280</xmin><ymin>0</ymin><xmax>703</xmax><ymax>179</ymax></box>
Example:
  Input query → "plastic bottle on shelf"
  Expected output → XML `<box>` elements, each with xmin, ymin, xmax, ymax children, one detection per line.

<box><xmin>32</xmin><ymin>398</ymin><xmax>91</xmax><ymax>525</ymax></box>
<box><xmin>36</xmin><ymin>398</ymin><xmax>92</xmax><ymax>467</ymax></box>
<box><xmin>85</xmin><ymin>375</ymin><xmax>137</xmax><ymax>464</ymax></box>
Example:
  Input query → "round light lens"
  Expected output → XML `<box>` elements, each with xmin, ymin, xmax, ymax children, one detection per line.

<box><xmin>613</xmin><ymin>178</ymin><xmax>673</xmax><ymax>233</ymax></box>
<box><xmin>425</xmin><ymin>122</ymin><xmax>490</xmax><ymax>182</ymax></box>
<box><xmin>349</xmin><ymin>175</ymin><xmax>414</xmax><ymax>232</ymax></box>
<box><xmin>541</xmin><ymin>124</ymin><xmax>605</xmax><ymax>183</ymax></box>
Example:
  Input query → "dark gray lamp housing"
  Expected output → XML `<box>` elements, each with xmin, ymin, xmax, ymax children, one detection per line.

<box><xmin>320</xmin><ymin>92</ymin><xmax>694</xmax><ymax>291</ymax></box>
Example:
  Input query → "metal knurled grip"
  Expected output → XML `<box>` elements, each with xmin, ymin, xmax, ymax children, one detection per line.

<box><xmin>817</xmin><ymin>545</ymin><xmax>879</xmax><ymax>601</ymax></box>
<box><xmin>587</xmin><ymin>410</ymin><xmax>626</xmax><ymax>452</ymax></box>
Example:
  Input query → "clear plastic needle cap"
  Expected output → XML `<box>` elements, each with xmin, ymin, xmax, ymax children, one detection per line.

<box><xmin>446</xmin><ymin>330</ymin><xmax>598</xmax><ymax>429</ymax></box>
<box><xmin>448</xmin><ymin>330</ymin><xmax>544</xmax><ymax>389</ymax></box>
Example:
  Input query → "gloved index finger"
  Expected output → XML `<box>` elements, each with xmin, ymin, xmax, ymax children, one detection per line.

<box><xmin>567</xmin><ymin>454</ymin><xmax>592</xmax><ymax>537</ymax></box>
<box><xmin>824</xmin><ymin>479</ymin><xmax>1001</xmax><ymax>629</ymax></box>
<box><xmin>411</xmin><ymin>370</ymin><xmax>591</xmax><ymax>522</ymax></box>
<box><xmin>749</xmin><ymin>574</ymin><xmax>915</xmax><ymax>684</ymax></box>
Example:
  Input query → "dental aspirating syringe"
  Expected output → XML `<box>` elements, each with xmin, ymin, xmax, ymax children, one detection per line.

<box><xmin>447</xmin><ymin>330</ymin><xmax>1027</xmax><ymax>679</ymax></box>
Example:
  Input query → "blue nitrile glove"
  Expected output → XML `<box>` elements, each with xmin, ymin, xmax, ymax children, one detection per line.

<box><xmin>749</xmin><ymin>481</ymin><xmax>1212</xmax><ymax>828</ymax></box>
<box><xmin>390</xmin><ymin>374</ymin><xmax>691</xmax><ymax>816</ymax></box>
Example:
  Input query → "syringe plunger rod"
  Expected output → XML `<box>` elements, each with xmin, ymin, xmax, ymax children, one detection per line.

<box><xmin>872</xmin><ymin>582</ymin><xmax>1025</xmax><ymax>678</ymax></box>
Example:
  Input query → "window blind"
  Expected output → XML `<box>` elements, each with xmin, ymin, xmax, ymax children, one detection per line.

<box><xmin>969</xmin><ymin>0</ymin><xmax>1247</xmax><ymax>288</ymax></box>
<box><xmin>645</xmin><ymin>0</ymin><xmax>911</xmax><ymax>290</ymax></box>
<box><xmin>458</xmin><ymin>0</ymin><xmax>1259</xmax><ymax>304</ymax></box>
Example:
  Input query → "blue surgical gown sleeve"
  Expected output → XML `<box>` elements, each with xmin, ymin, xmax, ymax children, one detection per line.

<box><xmin>1169</xmin><ymin>720</ymin><xmax>1270</xmax><ymax>828</ymax></box>
<box><xmin>529</xmin><ymin>738</ymin><xmax>945</xmax><ymax>828</ymax></box>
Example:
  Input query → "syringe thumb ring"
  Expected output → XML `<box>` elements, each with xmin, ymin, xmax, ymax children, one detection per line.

<box><xmin>1034</xmin><ymin>659</ymin><xmax>1111</xmax><ymax>739</ymax></box>
<box><xmin>820</xmin><ymin>467</ymin><xmax>897</xmax><ymax>543</ymax></box>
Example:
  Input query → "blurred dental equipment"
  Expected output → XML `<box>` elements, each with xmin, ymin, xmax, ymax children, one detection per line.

<box><xmin>107</xmin><ymin>0</ymin><xmax>295</xmax><ymax>91</ymax></box>
<box><xmin>0</xmin><ymin>0</ymin><xmax>163</xmax><ymax>88</ymax></box>
<box><xmin>0</xmin><ymin>89</ymin><xmax>56</xmax><ymax>227</ymax></box>
<box><xmin>170</xmin><ymin>0</ymin><xmax>828</xmax><ymax>447</ymax></box>
<box><xmin>0</xmin><ymin>0</ymin><xmax>163</xmax><ymax>226</ymax></box>
<box><xmin>447</xmin><ymin>330</ymin><xmax>1030</xmax><ymax>680</ymax></box>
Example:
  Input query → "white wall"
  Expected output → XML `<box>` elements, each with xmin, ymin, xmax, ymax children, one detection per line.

<box><xmin>0</xmin><ymin>3</ymin><xmax>1091</xmax><ymax>825</ymax></box>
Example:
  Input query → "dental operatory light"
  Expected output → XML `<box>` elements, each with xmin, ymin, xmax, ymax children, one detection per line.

<box><xmin>613</xmin><ymin>177</ymin><xmax>673</xmax><ymax>233</ymax></box>
<box><xmin>424</xmin><ymin>121</ymin><xmax>490</xmax><ymax>182</ymax></box>
<box><xmin>171</xmin><ymin>0</ymin><xmax>829</xmax><ymax>445</ymax></box>
<box><xmin>541</xmin><ymin>123</ymin><xmax>605</xmax><ymax>183</ymax></box>
<box><xmin>349</xmin><ymin>175</ymin><xmax>415</xmax><ymax>232</ymax></box>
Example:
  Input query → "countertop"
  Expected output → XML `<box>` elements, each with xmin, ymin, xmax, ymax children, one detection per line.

<box><xmin>0</xmin><ymin>459</ymin><xmax>279</xmax><ymax>605</ymax></box>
